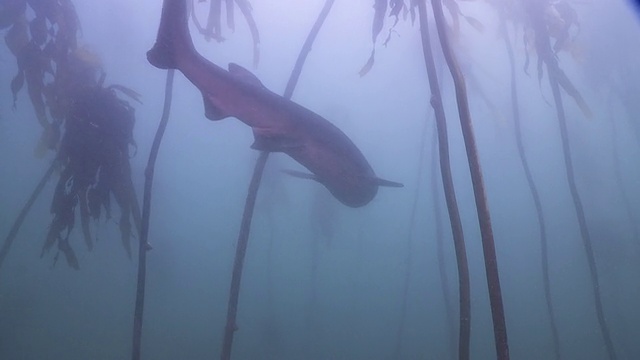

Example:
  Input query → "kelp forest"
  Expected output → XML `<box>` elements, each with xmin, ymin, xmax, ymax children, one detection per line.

<box><xmin>1</xmin><ymin>0</ymin><xmax>639</xmax><ymax>359</ymax></box>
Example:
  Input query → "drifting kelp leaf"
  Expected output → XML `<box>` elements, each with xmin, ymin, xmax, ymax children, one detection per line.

<box><xmin>190</xmin><ymin>0</ymin><xmax>207</xmax><ymax>34</ymax></box>
<box><xmin>19</xmin><ymin>42</ymin><xmax>50</xmax><ymax>131</ymax></box>
<box><xmin>389</xmin><ymin>0</ymin><xmax>404</xmax><ymax>24</ymax></box>
<box><xmin>205</xmin><ymin>0</ymin><xmax>223</xmax><ymax>41</ymax></box>
<box><xmin>463</xmin><ymin>15</ymin><xmax>484</xmax><ymax>33</ymax></box>
<box><xmin>235</xmin><ymin>0</ymin><xmax>260</xmax><ymax>67</ymax></box>
<box><xmin>0</xmin><ymin>0</ymin><xmax>27</xmax><ymax>30</ymax></box>
<box><xmin>409</xmin><ymin>0</ymin><xmax>416</xmax><ymax>24</ymax></box>
<box><xmin>383</xmin><ymin>0</ymin><xmax>405</xmax><ymax>46</ymax></box>
<box><xmin>119</xmin><ymin>212</ymin><xmax>132</xmax><ymax>259</ymax></box>
<box><xmin>443</xmin><ymin>0</ymin><xmax>461</xmax><ymax>38</ymax></box>
<box><xmin>42</xmin><ymin>226</ymin><xmax>61</xmax><ymax>256</ymax></box>
<box><xmin>546</xmin><ymin>0</ymin><xmax>579</xmax><ymax>54</ymax></box>
<box><xmin>78</xmin><ymin>189</ymin><xmax>93</xmax><ymax>251</ymax></box>
<box><xmin>88</xmin><ymin>170</ymin><xmax>112</xmax><ymax>220</ymax></box>
<box><xmin>10</xmin><ymin>70</ymin><xmax>24</xmax><ymax>108</ymax></box>
<box><xmin>537</xmin><ymin>55</ymin><xmax>543</xmax><ymax>86</ymax></box>
<box><xmin>523</xmin><ymin>56</ymin><xmax>530</xmax><ymax>75</ymax></box>
<box><xmin>225</xmin><ymin>0</ymin><xmax>235</xmax><ymax>31</ymax></box>
<box><xmin>87</xmin><ymin>187</ymin><xmax>101</xmax><ymax>219</ymax></box>
<box><xmin>43</xmin><ymin>179</ymin><xmax>78</xmax><ymax>262</ymax></box>
<box><xmin>4</xmin><ymin>15</ymin><xmax>29</xmax><ymax>56</ymax></box>
<box><xmin>372</xmin><ymin>0</ymin><xmax>387</xmax><ymax>43</ymax></box>
<box><xmin>382</xmin><ymin>28</ymin><xmax>398</xmax><ymax>47</ymax></box>
<box><xmin>41</xmin><ymin>33</ymin><xmax>55</xmax><ymax>54</ymax></box>
<box><xmin>29</xmin><ymin>15</ymin><xmax>48</xmax><ymax>45</ymax></box>
<box><xmin>41</xmin><ymin>83</ymin><xmax>138</xmax><ymax>266</ymax></box>
<box><xmin>358</xmin><ymin>49</ymin><xmax>375</xmax><ymax>77</ymax></box>
<box><xmin>58</xmin><ymin>236</ymin><xmax>79</xmax><ymax>270</ymax></box>
<box><xmin>359</xmin><ymin>0</ymin><xmax>387</xmax><ymax>77</ymax></box>
<box><xmin>41</xmin><ymin>0</ymin><xmax>80</xmax><ymax>53</ymax></box>
<box><xmin>555</xmin><ymin>68</ymin><xmax>592</xmax><ymax>118</ymax></box>
<box><xmin>110</xmin><ymin>162</ymin><xmax>134</xmax><ymax>258</ymax></box>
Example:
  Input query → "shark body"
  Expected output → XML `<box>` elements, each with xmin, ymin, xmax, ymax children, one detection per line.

<box><xmin>147</xmin><ymin>0</ymin><xmax>402</xmax><ymax>207</ymax></box>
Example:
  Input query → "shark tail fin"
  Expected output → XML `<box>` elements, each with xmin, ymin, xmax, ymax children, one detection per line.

<box><xmin>375</xmin><ymin>178</ymin><xmax>404</xmax><ymax>188</ymax></box>
<box><xmin>147</xmin><ymin>43</ymin><xmax>177</xmax><ymax>70</ymax></box>
<box><xmin>147</xmin><ymin>0</ymin><xmax>190</xmax><ymax>69</ymax></box>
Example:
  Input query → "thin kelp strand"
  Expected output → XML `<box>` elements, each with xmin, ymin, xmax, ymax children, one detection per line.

<box><xmin>131</xmin><ymin>69</ymin><xmax>175</xmax><ymax>360</ymax></box>
<box><xmin>417</xmin><ymin>1</ymin><xmax>471</xmax><ymax>358</ymax></box>
<box><xmin>501</xmin><ymin>14</ymin><xmax>561</xmax><ymax>360</ymax></box>
<box><xmin>431</xmin><ymin>0</ymin><xmax>510</xmax><ymax>358</ymax></box>
<box><xmin>220</xmin><ymin>1</ymin><xmax>335</xmax><ymax>358</ymax></box>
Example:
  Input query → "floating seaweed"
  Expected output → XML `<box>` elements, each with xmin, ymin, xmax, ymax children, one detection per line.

<box><xmin>190</xmin><ymin>0</ymin><xmax>260</xmax><ymax>67</ymax></box>
<box><xmin>41</xmin><ymin>71</ymin><xmax>141</xmax><ymax>268</ymax></box>
<box><xmin>3</xmin><ymin>0</ymin><xmax>82</xmax><ymax>156</ymax></box>
<box><xmin>1</xmin><ymin>1</ymin><xmax>142</xmax><ymax>270</ymax></box>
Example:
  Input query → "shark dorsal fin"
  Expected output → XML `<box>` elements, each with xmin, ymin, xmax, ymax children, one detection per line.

<box><xmin>228</xmin><ymin>63</ymin><xmax>265</xmax><ymax>88</ymax></box>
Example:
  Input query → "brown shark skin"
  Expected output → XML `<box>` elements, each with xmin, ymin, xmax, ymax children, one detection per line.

<box><xmin>147</xmin><ymin>0</ymin><xmax>401</xmax><ymax>207</ymax></box>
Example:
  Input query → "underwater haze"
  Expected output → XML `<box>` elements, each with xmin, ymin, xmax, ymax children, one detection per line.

<box><xmin>1</xmin><ymin>0</ymin><xmax>640</xmax><ymax>359</ymax></box>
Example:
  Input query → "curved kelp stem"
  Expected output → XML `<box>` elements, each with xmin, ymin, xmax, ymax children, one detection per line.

<box><xmin>0</xmin><ymin>161</ymin><xmax>56</xmax><ymax>269</ymax></box>
<box><xmin>220</xmin><ymin>151</ymin><xmax>268</xmax><ymax>360</ymax></box>
<box><xmin>525</xmin><ymin>2</ymin><xmax>616</xmax><ymax>359</ymax></box>
<box><xmin>220</xmin><ymin>1</ymin><xmax>335</xmax><ymax>359</ymax></box>
<box><xmin>430</xmin><ymin>121</ymin><xmax>456</xmax><ymax>358</ymax></box>
<box><xmin>607</xmin><ymin>95</ymin><xmax>639</xmax><ymax>243</ymax></box>
<box><xmin>282</xmin><ymin>0</ymin><xmax>335</xmax><ymax>99</ymax></box>
<box><xmin>500</xmin><ymin>17</ymin><xmax>560</xmax><ymax>360</ymax></box>
<box><xmin>417</xmin><ymin>2</ymin><xmax>471</xmax><ymax>359</ymax></box>
<box><xmin>430</xmin><ymin>0</ymin><xmax>510</xmax><ymax>358</ymax></box>
<box><xmin>131</xmin><ymin>69</ymin><xmax>175</xmax><ymax>360</ymax></box>
<box><xmin>393</xmin><ymin>117</ymin><xmax>430</xmax><ymax>358</ymax></box>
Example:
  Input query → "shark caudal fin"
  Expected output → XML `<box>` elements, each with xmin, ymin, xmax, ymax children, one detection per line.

<box><xmin>147</xmin><ymin>0</ymin><xmax>190</xmax><ymax>69</ymax></box>
<box><xmin>147</xmin><ymin>43</ymin><xmax>176</xmax><ymax>70</ymax></box>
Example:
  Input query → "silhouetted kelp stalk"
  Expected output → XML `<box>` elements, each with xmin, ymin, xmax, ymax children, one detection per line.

<box><xmin>524</xmin><ymin>1</ymin><xmax>615</xmax><ymax>359</ymax></box>
<box><xmin>220</xmin><ymin>1</ymin><xmax>335</xmax><ymax>359</ymax></box>
<box><xmin>430</xmin><ymin>120</ymin><xmax>456</xmax><ymax>358</ymax></box>
<box><xmin>393</xmin><ymin>116</ymin><xmax>429</xmax><ymax>358</ymax></box>
<box><xmin>416</xmin><ymin>1</ymin><xmax>471</xmax><ymax>359</ymax></box>
<box><xmin>393</xmin><ymin>114</ymin><xmax>456</xmax><ymax>358</ymax></box>
<box><xmin>306</xmin><ymin>186</ymin><xmax>338</xmax><ymax>329</ymax></box>
<box><xmin>499</xmin><ymin>13</ymin><xmax>561</xmax><ymax>360</ymax></box>
<box><xmin>430</xmin><ymin>0</ymin><xmax>510</xmax><ymax>358</ymax></box>
<box><xmin>0</xmin><ymin>161</ymin><xmax>56</xmax><ymax>270</ymax></box>
<box><xmin>131</xmin><ymin>69</ymin><xmax>175</xmax><ymax>360</ymax></box>
<box><xmin>606</xmin><ymin>94</ymin><xmax>640</xmax><ymax>244</ymax></box>
<box><xmin>189</xmin><ymin>0</ymin><xmax>260</xmax><ymax>67</ymax></box>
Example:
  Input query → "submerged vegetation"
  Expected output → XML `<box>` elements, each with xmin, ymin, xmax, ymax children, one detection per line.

<box><xmin>1</xmin><ymin>0</ymin><xmax>639</xmax><ymax>359</ymax></box>
<box><xmin>1</xmin><ymin>0</ymin><xmax>142</xmax><ymax>269</ymax></box>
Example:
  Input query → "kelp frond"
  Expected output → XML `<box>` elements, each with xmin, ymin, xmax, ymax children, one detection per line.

<box><xmin>190</xmin><ymin>0</ymin><xmax>260</xmax><ymax>67</ymax></box>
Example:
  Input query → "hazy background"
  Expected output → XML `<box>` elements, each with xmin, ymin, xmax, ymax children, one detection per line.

<box><xmin>1</xmin><ymin>0</ymin><xmax>640</xmax><ymax>359</ymax></box>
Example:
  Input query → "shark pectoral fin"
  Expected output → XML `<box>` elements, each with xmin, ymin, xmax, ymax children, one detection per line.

<box><xmin>375</xmin><ymin>178</ymin><xmax>404</xmax><ymax>188</ymax></box>
<box><xmin>251</xmin><ymin>132</ymin><xmax>304</xmax><ymax>152</ymax></box>
<box><xmin>281</xmin><ymin>169</ymin><xmax>319</xmax><ymax>182</ymax></box>
<box><xmin>202</xmin><ymin>92</ymin><xmax>231</xmax><ymax>121</ymax></box>
<box><xmin>228</xmin><ymin>63</ymin><xmax>266</xmax><ymax>88</ymax></box>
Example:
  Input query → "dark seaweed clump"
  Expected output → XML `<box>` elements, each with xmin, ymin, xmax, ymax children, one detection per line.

<box><xmin>41</xmin><ymin>72</ymin><xmax>140</xmax><ymax>269</ymax></box>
